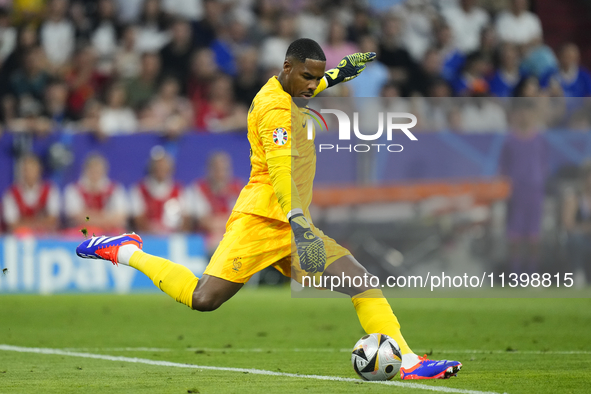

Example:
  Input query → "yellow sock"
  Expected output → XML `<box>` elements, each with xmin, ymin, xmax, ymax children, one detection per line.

<box><xmin>352</xmin><ymin>289</ymin><xmax>413</xmax><ymax>355</ymax></box>
<box><xmin>129</xmin><ymin>251</ymin><xmax>198</xmax><ymax>309</ymax></box>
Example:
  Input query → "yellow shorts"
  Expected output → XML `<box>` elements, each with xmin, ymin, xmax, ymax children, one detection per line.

<box><xmin>203</xmin><ymin>211</ymin><xmax>351</xmax><ymax>284</ymax></box>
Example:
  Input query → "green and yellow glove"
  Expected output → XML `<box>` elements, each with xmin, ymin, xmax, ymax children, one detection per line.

<box><xmin>325</xmin><ymin>52</ymin><xmax>377</xmax><ymax>88</ymax></box>
<box><xmin>289</xmin><ymin>213</ymin><xmax>326</xmax><ymax>273</ymax></box>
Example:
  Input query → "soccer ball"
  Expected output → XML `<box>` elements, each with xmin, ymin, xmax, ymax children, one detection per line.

<box><xmin>351</xmin><ymin>333</ymin><xmax>402</xmax><ymax>381</ymax></box>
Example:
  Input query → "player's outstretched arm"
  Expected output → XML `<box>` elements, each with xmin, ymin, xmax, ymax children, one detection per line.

<box><xmin>312</xmin><ymin>52</ymin><xmax>376</xmax><ymax>97</ymax></box>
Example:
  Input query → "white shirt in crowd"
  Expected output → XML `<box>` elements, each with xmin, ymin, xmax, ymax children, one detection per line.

<box><xmin>161</xmin><ymin>0</ymin><xmax>204</xmax><ymax>21</ymax></box>
<box><xmin>63</xmin><ymin>177</ymin><xmax>128</xmax><ymax>218</ymax></box>
<box><xmin>182</xmin><ymin>183</ymin><xmax>218</xmax><ymax>220</ymax></box>
<box><xmin>40</xmin><ymin>18</ymin><xmax>75</xmax><ymax>66</ymax></box>
<box><xmin>0</xmin><ymin>25</ymin><xmax>16</xmax><ymax>63</ymax></box>
<box><xmin>495</xmin><ymin>10</ymin><xmax>542</xmax><ymax>45</ymax></box>
<box><xmin>99</xmin><ymin>107</ymin><xmax>138</xmax><ymax>135</ymax></box>
<box><xmin>258</xmin><ymin>37</ymin><xmax>291</xmax><ymax>71</ymax></box>
<box><xmin>297</xmin><ymin>13</ymin><xmax>328</xmax><ymax>46</ymax></box>
<box><xmin>443</xmin><ymin>5</ymin><xmax>490</xmax><ymax>53</ymax></box>
<box><xmin>130</xmin><ymin>178</ymin><xmax>185</xmax><ymax>231</ymax></box>
<box><xmin>2</xmin><ymin>183</ymin><xmax>60</xmax><ymax>225</ymax></box>
<box><xmin>115</xmin><ymin>0</ymin><xmax>144</xmax><ymax>23</ymax></box>
<box><xmin>135</xmin><ymin>24</ymin><xmax>171</xmax><ymax>53</ymax></box>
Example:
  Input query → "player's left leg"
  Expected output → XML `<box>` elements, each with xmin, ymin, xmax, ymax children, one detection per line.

<box><xmin>76</xmin><ymin>234</ymin><xmax>203</xmax><ymax>309</ymax></box>
<box><xmin>321</xmin><ymin>254</ymin><xmax>462</xmax><ymax>380</ymax></box>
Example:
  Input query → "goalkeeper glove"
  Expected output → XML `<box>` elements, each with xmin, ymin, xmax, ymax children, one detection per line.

<box><xmin>324</xmin><ymin>52</ymin><xmax>377</xmax><ymax>88</ymax></box>
<box><xmin>289</xmin><ymin>213</ymin><xmax>326</xmax><ymax>273</ymax></box>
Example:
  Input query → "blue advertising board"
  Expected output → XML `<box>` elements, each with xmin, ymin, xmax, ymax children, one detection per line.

<box><xmin>0</xmin><ymin>235</ymin><xmax>207</xmax><ymax>294</ymax></box>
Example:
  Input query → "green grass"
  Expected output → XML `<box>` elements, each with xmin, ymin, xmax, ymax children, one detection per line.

<box><xmin>1</xmin><ymin>288</ymin><xmax>590</xmax><ymax>393</ymax></box>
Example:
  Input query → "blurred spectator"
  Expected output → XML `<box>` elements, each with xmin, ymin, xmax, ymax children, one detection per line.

<box><xmin>348</xmin><ymin>35</ymin><xmax>389</xmax><ymax>98</ymax></box>
<box><xmin>500</xmin><ymin>100</ymin><xmax>548</xmax><ymax>273</ymax></box>
<box><xmin>141</xmin><ymin>76</ymin><xmax>192</xmax><ymax>136</ymax></box>
<box><xmin>346</xmin><ymin>5</ymin><xmax>371</xmax><ymax>44</ymax></box>
<box><xmin>76</xmin><ymin>98</ymin><xmax>102</xmax><ymax>133</ymax></box>
<box><xmin>254</xmin><ymin>0</ymin><xmax>281</xmax><ymax>41</ymax></box>
<box><xmin>475</xmin><ymin>25</ymin><xmax>498</xmax><ymax>75</ymax></box>
<box><xmin>408</xmin><ymin>48</ymin><xmax>443</xmax><ymax>97</ymax></box>
<box><xmin>65</xmin><ymin>45</ymin><xmax>109</xmax><ymax>119</ymax></box>
<box><xmin>188</xmin><ymin>48</ymin><xmax>219</xmax><ymax>119</ymax></box>
<box><xmin>40</xmin><ymin>0</ymin><xmax>75</xmax><ymax>69</ymax></box>
<box><xmin>90</xmin><ymin>0</ymin><xmax>121</xmax><ymax>75</ymax></box>
<box><xmin>400</xmin><ymin>0</ymin><xmax>436</xmax><ymax>62</ymax></box>
<box><xmin>296</xmin><ymin>0</ymin><xmax>328</xmax><ymax>45</ymax></box>
<box><xmin>42</xmin><ymin>79</ymin><xmax>74</xmax><ymax>129</ymax></box>
<box><xmin>98</xmin><ymin>83</ymin><xmax>138</xmax><ymax>136</ymax></box>
<box><xmin>495</xmin><ymin>0</ymin><xmax>542</xmax><ymax>48</ymax></box>
<box><xmin>513</xmin><ymin>75</ymin><xmax>541</xmax><ymax>97</ymax></box>
<box><xmin>115</xmin><ymin>0</ymin><xmax>144</xmax><ymax>23</ymax></box>
<box><xmin>233</xmin><ymin>47</ymin><xmax>263</xmax><ymax>107</ymax></box>
<box><xmin>0</xmin><ymin>8</ymin><xmax>16</xmax><ymax>67</ymax></box>
<box><xmin>64</xmin><ymin>152</ymin><xmax>128</xmax><ymax>234</ymax></box>
<box><xmin>160</xmin><ymin>18</ymin><xmax>194</xmax><ymax>84</ymax></box>
<box><xmin>513</xmin><ymin>75</ymin><xmax>566</xmax><ymax>128</ymax></box>
<box><xmin>323</xmin><ymin>20</ymin><xmax>359</xmax><ymax>69</ymax></box>
<box><xmin>195</xmin><ymin>74</ymin><xmax>248</xmax><ymax>132</ymax></box>
<box><xmin>542</xmin><ymin>43</ymin><xmax>591</xmax><ymax>98</ymax></box>
<box><xmin>442</xmin><ymin>0</ymin><xmax>489</xmax><ymax>54</ymax></box>
<box><xmin>130</xmin><ymin>148</ymin><xmax>185</xmax><ymax>234</ymax></box>
<box><xmin>421</xmin><ymin>80</ymin><xmax>454</xmax><ymax>130</ymax></box>
<box><xmin>520</xmin><ymin>43</ymin><xmax>558</xmax><ymax>80</ymax></box>
<box><xmin>210</xmin><ymin>14</ymin><xmax>251</xmax><ymax>77</ymax></box>
<box><xmin>433</xmin><ymin>22</ymin><xmax>464</xmax><ymax>82</ymax></box>
<box><xmin>378</xmin><ymin>13</ymin><xmax>417</xmax><ymax>95</ymax></box>
<box><xmin>191</xmin><ymin>0</ymin><xmax>223</xmax><ymax>49</ymax></box>
<box><xmin>0</xmin><ymin>24</ymin><xmax>39</xmax><ymax>86</ymax></box>
<box><xmin>9</xmin><ymin>46</ymin><xmax>50</xmax><ymax>105</ymax></box>
<box><xmin>259</xmin><ymin>13</ymin><xmax>296</xmax><ymax>71</ymax></box>
<box><xmin>135</xmin><ymin>0</ymin><xmax>170</xmax><ymax>53</ymax></box>
<box><xmin>488</xmin><ymin>43</ymin><xmax>523</xmax><ymax>97</ymax></box>
<box><xmin>450</xmin><ymin>52</ymin><xmax>490</xmax><ymax>96</ymax></box>
<box><xmin>460</xmin><ymin>97</ymin><xmax>508</xmax><ymax>132</ymax></box>
<box><xmin>69</xmin><ymin>0</ymin><xmax>93</xmax><ymax>41</ymax></box>
<box><xmin>113</xmin><ymin>24</ymin><xmax>141</xmax><ymax>79</ymax></box>
<box><xmin>428</xmin><ymin>78</ymin><xmax>453</xmax><ymax>98</ymax></box>
<box><xmin>185</xmin><ymin>151</ymin><xmax>243</xmax><ymax>253</ymax></box>
<box><xmin>162</xmin><ymin>0</ymin><xmax>204</xmax><ymax>21</ymax></box>
<box><xmin>124</xmin><ymin>52</ymin><xmax>161</xmax><ymax>110</ymax></box>
<box><xmin>2</xmin><ymin>154</ymin><xmax>60</xmax><ymax>235</ymax></box>
<box><xmin>562</xmin><ymin>163</ymin><xmax>591</xmax><ymax>285</ymax></box>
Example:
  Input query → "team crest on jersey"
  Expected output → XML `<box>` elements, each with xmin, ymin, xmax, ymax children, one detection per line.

<box><xmin>273</xmin><ymin>128</ymin><xmax>288</xmax><ymax>146</ymax></box>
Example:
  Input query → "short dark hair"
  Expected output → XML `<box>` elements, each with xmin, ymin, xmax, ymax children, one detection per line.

<box><xmin>285</xmin><ymin>38</ymin><xmax>326</xmax><ymax>63</ymax></box>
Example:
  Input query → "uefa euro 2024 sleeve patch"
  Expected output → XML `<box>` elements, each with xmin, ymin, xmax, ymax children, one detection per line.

<box><xmin>273</xmin><ymin>127</ymin><xmax>288</xmax><ymax>146</ymax></box>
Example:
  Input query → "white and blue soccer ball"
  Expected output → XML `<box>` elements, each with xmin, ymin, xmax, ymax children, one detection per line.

<box><xmin>351</xmin><ymin>333</ymin><xmax>402</xmax><ymax>381</ymax></box>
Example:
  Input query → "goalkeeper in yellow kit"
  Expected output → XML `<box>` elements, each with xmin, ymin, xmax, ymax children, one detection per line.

<box><xmin>76</xmin><ymin>38</ymin><xmax>461</xmax><ymax>380</ymax></box>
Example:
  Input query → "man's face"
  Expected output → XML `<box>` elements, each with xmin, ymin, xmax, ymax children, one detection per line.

<box><xmin>283</xmin><ymin>58</ymin><xmax>326</xmax><ymax>99</ymax></box>
<box><xmin>22</xmin><ymin>158</ymin><xmax>41</xmax><ymax>186</ymax></box>
<box><xmin>152</xmin><ymin>157</ymin><xmax>172</xmax><ymax>182</ymax></box>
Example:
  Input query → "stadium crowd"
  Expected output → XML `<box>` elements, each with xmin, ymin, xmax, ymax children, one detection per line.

<box><xmin>0</xmin><ymin>0</ymin><xmax>590</xmax><ymax>138</ymax></box>
<box><xmin>1</xmin><ymin>149</ymin><xmax>242</xmax><ymax>252</ymax></box>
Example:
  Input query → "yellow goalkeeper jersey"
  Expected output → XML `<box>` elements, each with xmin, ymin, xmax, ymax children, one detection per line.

<box><xmin>232</xmin><ymin>76</ymin><xmax>316</xmax><ymax>222</ymax></box>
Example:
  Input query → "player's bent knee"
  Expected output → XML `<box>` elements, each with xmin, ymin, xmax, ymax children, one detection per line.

<box><xmin>191</xmin><ymin>293</ymin><xmax>223</xmax><ymax>312</ymax></box>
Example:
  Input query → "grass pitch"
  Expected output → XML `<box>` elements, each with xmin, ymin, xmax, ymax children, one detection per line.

<box><xmin>1</xmin><ymin>287</ymin><xmax>590</xmax><ymax>393</ymax></box>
